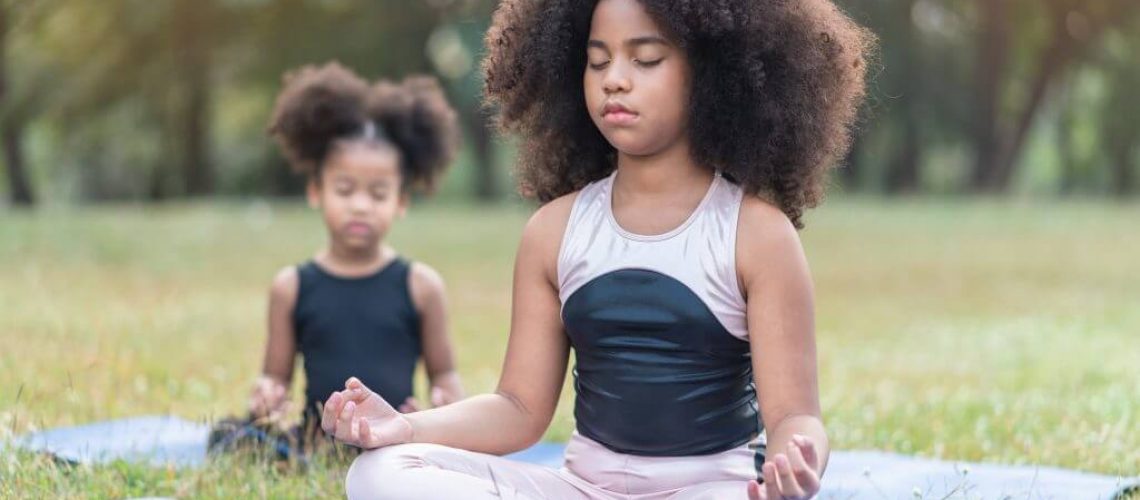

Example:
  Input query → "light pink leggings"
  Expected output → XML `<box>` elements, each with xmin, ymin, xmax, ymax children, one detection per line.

<box><xmin>345</xmin><ymin>432</ymin><xmax>763</xmax><ymax>499</ymax></box>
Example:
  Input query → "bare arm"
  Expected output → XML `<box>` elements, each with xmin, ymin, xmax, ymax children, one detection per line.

<box><xmin>408</xmin><ymin>262</ymin><xmax>464</xmax><ymax>407</ymax></box>
<box><xmin>249</xmin><ymin>266</ymin><xmax>299</xmax><ymax>419</ymax></box>
<box><xmin>738</xmin><ymin>198</ymin><xmax>828</xmax><ymax>497</ymax></box>
<box><xmin>324</xmin><ymin>194</ymin><xmax>577</xmax><ymax>455</ymax></box>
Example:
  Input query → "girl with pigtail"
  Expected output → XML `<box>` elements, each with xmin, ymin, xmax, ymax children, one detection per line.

<box><xmin>243</xmin><ymin>63</ymin><xmax>466</xmax><ymax>450</ymax></box>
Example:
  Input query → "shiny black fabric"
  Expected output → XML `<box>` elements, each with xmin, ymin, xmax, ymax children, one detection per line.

<box><xmin>563</xmin><ymin>269</ymin><xmax>761</xmax><ymax>456</ymax></box>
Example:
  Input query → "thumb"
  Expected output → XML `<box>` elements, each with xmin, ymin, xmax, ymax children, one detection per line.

<box><xmin>344</xmin><ymin>377</ymin><xmax>377</xmax><ymax>403</ymax></box>
<box><xmin>794</xmin><ymin>434</ymin><xmax>821</xmax><ymax>472</ymax></box>
<box><xmin>430</xmin><ymin>386</ymin><xmax>447</xmax><ymax>407</ymax></box>
<box><xmin>747</xmin><ymin>480</ymin><xmax>766</xmax><ymax>500</ymax></box>
<box><xmin>400</xmin><ymin>397</ymin><xmax>423</xmax><ymax>413</ymax></box>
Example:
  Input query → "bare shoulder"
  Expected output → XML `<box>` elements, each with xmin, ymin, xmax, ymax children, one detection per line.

<box><xmin>408</xmin><ymin>261</ymin><xmax>446</xmax><ymax>310</ymax></box>
<box><xmin>527</xmin><ymin>192</ymin><xmax>579</xmax><ymax>237</ymax></box>
<box><xmin>521</xmin><ymin>191</ymin><xmax>579</xmax><ymax>254</ymax></box>
<box><xmin>520</xmin><ymin>191</ymin><xmax>581</xmax><ymax>283</ymax></box>
<box><xmin>736</xmin><ymin>196</ymin><xmax>807</xmax><ymax>285</ymax></box>
<box><xmin>269</xmin><ymin>266</ymin><xmax>300</xmax><ymax>303</ymax></box>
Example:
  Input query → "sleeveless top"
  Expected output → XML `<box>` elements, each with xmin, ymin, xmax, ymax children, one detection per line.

<box><xmin>293</xmin><ymin>258</ymin><xmax>421</xmax><ymax>424</ymax></box>
<box><xmin>558</xmin><ymin>171</ymin><xmax>762</xmax><ymax>456</ymax></box>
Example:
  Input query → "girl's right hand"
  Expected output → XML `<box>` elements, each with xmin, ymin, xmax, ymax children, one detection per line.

<box><xmin>321</xmin><ymin>377</ymin><xmax>414</xmax><ymax>449</ymax></box>
<box><xmin>248</xmin><ymin>375</ymin><xmax>288</xmax><ymax>421</ymax></box>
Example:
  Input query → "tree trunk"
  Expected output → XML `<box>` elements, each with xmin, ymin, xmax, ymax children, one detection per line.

<box><xmin>1111</xmin><ymin>143</ymin><xmax>1136</xmax><ymax>198</ymax></box>
<box><xmin>885</xmin><ymin>0</ymin><xmax>921</xmax><ymax>194</ymax></box>
<box><xmin>2</xmin><ymin>123</ymin><xmax>33</xmax><ymax>206</ymax></box>
<box><xmin>970</xmin><ymin>0</ymin><xmax>1009</xmax><ymax>193</ymax></box>
<box><xmin>1056</xmin><ymin>85</ymin><xmax>1079</xmax><ymax>195</ymax></box>
<box><xmin>840</xmin><ymin>128</ymin><xmax>864</xmax><ymax>191</ymax></box>
<box><xmin>466</xmin><ymin>108</ymin><xmax>498</xmax><ymax>201</ymax></box>
<box><xmin>174</xmin><ymin>0</ymin><xmax>213</xmax><ymax>197</ymax></box>
<box><xmin>0</xmin><ymin>1</ymin><xmax>35</xmax><ymax>206</ymax></box>
<box><xmin>974</xmin><ymin>0</ymin><xmax>1137</xmax><ymax>193</ymax></box>
<box><xmin>886</xmin><ymin>122</ymin><xmax>921</xmax><ymax>194</ymax></box>
<box><xmin>989</xmin><ymin>17</ymin><xmax>1073</xmax><ymax>192</ymax></box>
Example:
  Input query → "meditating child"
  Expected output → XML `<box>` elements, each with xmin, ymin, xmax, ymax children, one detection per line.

<box><xmin>244</xmin><ymin>62</ymin><xmax>466</xmax><ymax>450</ymax></box>
<box><xmin>324</xmin><ymin>0</ymin><xmax>871</xmax><ymax>497</ymax></box>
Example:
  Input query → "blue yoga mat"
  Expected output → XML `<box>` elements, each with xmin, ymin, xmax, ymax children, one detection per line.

<box><xmin>11</xmin><ymin>416</ymin><xmax>1138</xmax><ymax>499</ymax></box>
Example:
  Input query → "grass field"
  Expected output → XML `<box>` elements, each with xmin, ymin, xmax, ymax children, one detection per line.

<box><xmin>1</xmin><ymin>198</ymin><xmax>1138</xmax><ymax>498</ymax></box>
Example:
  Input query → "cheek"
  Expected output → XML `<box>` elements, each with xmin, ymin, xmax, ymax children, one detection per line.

<box><xmin>645</xmin><ymin>71</ymin><xmax>689</xmax><ymax>125</ymax></box>
<box><xmin>584</xmin><ymin>73</ymin><xmax>603</xmax><ymax>110</ymax></box>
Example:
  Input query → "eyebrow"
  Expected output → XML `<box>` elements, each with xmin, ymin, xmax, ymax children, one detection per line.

<box><xmin>587</xmin><ymin>36</ymin><xmax>670</xmax><ymax>50</ymax></box>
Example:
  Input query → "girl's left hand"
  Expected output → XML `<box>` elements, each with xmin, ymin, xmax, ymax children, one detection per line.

<box><xmin>746</xmin><ymin>434</ymin><xmax>822</xmax><ymax>500</ymax></box>
<box><xmin>396</xmin><ymin>377</ymin><xmax>466</xmax><ymax>413</ymax></box>
<box><xmin>428</xmin><ymin>375</ymin><xmax>464</xmax><ymax>406</ymax></box>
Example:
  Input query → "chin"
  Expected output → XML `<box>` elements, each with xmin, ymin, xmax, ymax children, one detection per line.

<box><xmin>601</xmin><ymin>132</ymin><xmax>656</xmax><ymax>157</ymax></box>
<box><xmin>607</xmin><ymin>137</ymin><xmax>667</xmax><ymax>158</ymax></box>
<box><xmin>340</xmin><ymin>236</ymin><xmax>378</xmax><ymax>250</ymax></box>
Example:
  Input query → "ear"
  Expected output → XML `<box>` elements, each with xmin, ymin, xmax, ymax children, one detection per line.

<box><xmin>306</xmin><ymin>178</ymin><xmax>321</xmax><ymax>209</ymax></box>
<box><xmin>397</xmin><ymin>192</ymin><xmax>411</xmax><ymax>218</ymax></box>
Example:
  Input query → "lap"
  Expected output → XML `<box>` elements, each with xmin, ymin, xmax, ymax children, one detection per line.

<box><xmin>347</xmin><ymin>443</ymin><xmax>753</xmax><ymax>500</ymax></box>
<box><xmin>347</xmin><ymin>443</ymin><xmax>596</xmax><ymax>500</ymax></box>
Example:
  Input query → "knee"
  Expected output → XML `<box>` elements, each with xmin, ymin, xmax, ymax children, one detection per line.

<box><xmin>344</xmin><ymin>444</ymin><xmax>439</xmax><ymax>500</ymax></box>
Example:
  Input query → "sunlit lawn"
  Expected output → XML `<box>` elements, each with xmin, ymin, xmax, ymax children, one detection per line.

<box><xmin>2</xmin><ymin>197</ymin><xmax>1138</xmax><ymax>498</ymax></box>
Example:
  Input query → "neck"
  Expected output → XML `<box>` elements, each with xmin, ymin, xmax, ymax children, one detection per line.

<box><xmin>614</xmin><ymin>139</ymin><xmax>712</xmax><ymax>197</ymax></box>
<box><xmin>325</xmin><ymin>241</ymin><xmax>385</xmax><ymax>267</ymax></box>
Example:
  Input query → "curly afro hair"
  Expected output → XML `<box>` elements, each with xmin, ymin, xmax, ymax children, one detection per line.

<box><xmin>268</xmin><ymin>62</ymin><xmax>460</xmax><ymax>193</ymax></box>
<box><xmin>483</xmin><ymin>0</ymin><xmax>873</xmax><ymax>228</ymax></box>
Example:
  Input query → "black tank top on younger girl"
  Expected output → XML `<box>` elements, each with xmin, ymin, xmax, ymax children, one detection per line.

<box><xmin>293</xmin><ymin>258</ymin><xmax>421</xmax><ymax>425</ymax></box>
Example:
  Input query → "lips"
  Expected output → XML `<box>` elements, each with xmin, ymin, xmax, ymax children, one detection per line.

<box><xmin>602</xmin><ymin>101</ymin><xmax>639</xmax><ymax>126</ymax></box>
<box><xmin>345</xmin><ymin>222</ymin><xmax>372</xmax><ymax>236</ymax></box>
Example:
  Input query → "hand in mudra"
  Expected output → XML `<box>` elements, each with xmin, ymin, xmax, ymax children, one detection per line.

<box><xmin>321</xmin><ymin>377</ymin><xmax>413</xmax><ymax>449</ymax></box>
<box><xmin>747</xmin><ymin>434</ymin><xmax>822</xmax><ymax>499</ymax></box>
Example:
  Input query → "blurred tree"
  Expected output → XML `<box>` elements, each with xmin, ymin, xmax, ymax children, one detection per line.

<box><xmin>26</xmin><ymin>0</ymin><xmax>232</xmax><ymax>199</ymax></box>
<box><xmin>1099</xmin><ymin>30</ymin><xmax>1139</xmax><ymax>197</ymax></box>
<box><xmin>4</xmin><ymin>0</ymin><xmax>1135</xmax><ymax>202</ymax></box>
<box><xmin>427</xmin><ymin>0</ymin><xmax>500</xmax><ymax>201</ymax></box>
<box><xmin>971</xmin><ymin>0</ymin><xmax>1140</xmax><ymax>193</ymax></box>
<box><xmin>172</xmin><ymin>0</ymin><xmax>216</xmax><ymax>196</ymax></box>
<box><xmin>883</xmin><ymin>0</ymin><xmax>924</xmax><ymax>194</ymax></box>
<box><xmin>0</xmin><ymin>0</ymin><xmax>36</xmax><ymax>206</ymax></box>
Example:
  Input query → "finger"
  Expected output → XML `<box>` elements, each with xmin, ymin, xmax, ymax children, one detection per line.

<box><xmin>402</xmin><ymin>397</ymin><xmax>423</xmax><ymax>413</ymax></box>
<box><xmin>794</xmin><ymin>434</ymin><xmax>821</xmax><ymax>473</ymax></box>
<box><xmin>345</xmin><ymin>377</ymin><xmax>363</xmax><ymax>390</ymax></box>
<box><xmin>335</xmin><ymin>400</ymin><xmax>357</xmax><ymax>443</ymax></box>
<box><xmin>747</xmin><ymin>479</ymin><xmax>766</xmax><ymax>500</ymax></box>
<box><xmin>349</xmin><ymin>413</ymin><xmax>362</xmax><ymax>444</ymax></box>
<box><xmin>272</xmin><ymin>383</ymin><xmax>286</xmax><ymax>403</ymax></box>
<box><xmin>763</xmin><ymin>462</ymin><xmax>781</xmax><ymax>500</ymax></box>
<box><xmin>431</xmin><ymin>387</ymin><xmax>446</xmax><ymax>407</ymax></box>
<box><xmin>773</xmin><ymin>454</ymin><xmax>806</xmax><ymax>498</ymax></box>
<box><xmin>344</xmin><ymin>378</ymin><xmax>375</xmax><ymax>404</ymax></box>
<box><xmin>787</xmin><ymin>441</ymin><xmax>820</xmax><ymax>495</ymax></box>
<box><xmin>248</xmin><ymin>393</ymin><xmax>264</xmax><ymax>415</ymax></box>
<box><xmin>358</xmin><ymin>416</ymin><xmax>377</xmax><ymax>448</ymax></box>
<box><xmin>321</xmin><ymin>392</ymin><xmax>343</xmax><ymax>434</ymax></box>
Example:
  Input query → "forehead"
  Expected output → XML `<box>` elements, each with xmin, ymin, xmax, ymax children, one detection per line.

<box><xmin>589</xmin><ymin>0</ymin><xmax>664</xmax><ymax>38</ymax></box>
<box><xmin>324</xmin><ymin>144</ymin><xmax>400</xmax><ymax>180</ymax></box>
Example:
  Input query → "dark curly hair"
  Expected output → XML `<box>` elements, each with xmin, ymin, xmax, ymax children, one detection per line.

<box><xmin>483</xmin><ymin>0</ymin><xmax>873</xmax><ymax>227</ymax></box>
<box><xmin>268</xmin><ymin>62</ymin><xmax>460</xmax><ymax>193</ymax></box>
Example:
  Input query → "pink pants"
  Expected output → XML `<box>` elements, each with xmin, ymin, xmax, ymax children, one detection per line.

<box><xmin>345</xmin><ymin>432</ymin><xmax>763</xmax><ymax>499</ymax></box>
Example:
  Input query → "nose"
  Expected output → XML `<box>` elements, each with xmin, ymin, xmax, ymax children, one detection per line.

<box><xmin>602</xmin><ymin>63</ymin><xmax>631</xmax><ymax>95</ymax></box>
<box><xmin>350</xmin><ymin>192</ymin><xmax>372</xmax><ymax>212</ymax></box>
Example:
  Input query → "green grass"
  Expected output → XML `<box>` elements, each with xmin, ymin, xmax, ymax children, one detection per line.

<box><xmin>1</xmin><ymin>197</ymin><xmax>1138</xmax><ymax>497</ymax></box>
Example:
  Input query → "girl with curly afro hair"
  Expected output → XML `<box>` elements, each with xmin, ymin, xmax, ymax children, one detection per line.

<box><xmin>245</xmin><ymin>62</ymin><xmax>466</xmax><ymax>447</ymax></box>
<box><xmin>323</xmin><ymin>1</ymin><xmax>872</xmax><ymax>497</ymax></box>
